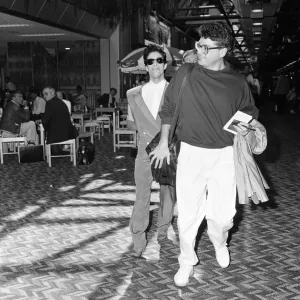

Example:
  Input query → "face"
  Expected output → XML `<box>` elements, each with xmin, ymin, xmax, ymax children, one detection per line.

<box><xmin>12</xmin><ymin>93</ymin><xmax>23</xmax><ymax>105</ymax></box>
<box><xmin>110</xmin><ymin>90</ymin><xmax>116</xmax><ymax>97</ymax></box>
<box><xmin>56</xmin><ymin>92</ymin><xmax>63</xmax><ymax>99</ymax></box>
<box><xmin>43</xmin><ymin>88</ymin><xmax>55</xmax><ymax>101</ymax></box>
<box><xmin>145</xmin><ymin>51</ymin><xmax>167</xmax><ymax>81</ymax></box>
<box><xmin>195</xmin><ymin>38</ymin><xmax>226</xmax><ymax>70</ymax></box>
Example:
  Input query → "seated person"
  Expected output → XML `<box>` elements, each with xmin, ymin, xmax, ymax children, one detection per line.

<box><xmin>42</xmin><ymin>87</ymin><xmax>78</xmax><ymax>153</ymax></box>
<box><xmin>97</xmin><ymin>87</ymin><xmax>117</xmax><ymax>108</ymax></box>
<box><xmin>72</xmin><ymin>85</ymin><xmax>87</xmax><ymax>111</ymax></box>
<box><xmin>56</xmin><ymin>91</ymin><xmax>71</xmax><ymax>115</ymax></box>
<box><xmin>0</xmin><ymin>91</ymin><xmax>38</xmax><ymax>145</ymax></box>
<box><xmin>31</xmin><ymin>89</ymin><xmax>46</xmax><ymax>120</ymax></box>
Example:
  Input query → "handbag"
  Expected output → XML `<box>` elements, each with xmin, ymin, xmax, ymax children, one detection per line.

<box><xmin>77</xmin><ymin>140</ymin><xmax>95</xmax><ymax>165</ymax></box>
<box><xmin>146</xmin><ymin>64</ymin><xmax>194</xmax><ymax>186</ymax></box>
<box><xmin>19</xmin><ymin>145</ymin><xmax>44</xmax><ymax>163</ymax></box>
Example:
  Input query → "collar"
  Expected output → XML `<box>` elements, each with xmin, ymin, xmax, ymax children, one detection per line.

<box><xmin>11</xmin><ymin>100</ymin><xmax>21</xmax><ymax>107</ymax></box>
<box><xmin>148</xmin><ymin>79</ymin><xmax>167</xmax><ymax>87</ymax></box>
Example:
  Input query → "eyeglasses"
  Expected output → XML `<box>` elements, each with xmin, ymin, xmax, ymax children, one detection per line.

<box><xmin>146</xmin><ymin>58</ymin><xmax>165</xmax><ymax>65</ymax></box>
<box><xmin>195</xmin><ymin>42</ymin><xmax>223</xmax><ymax>55</ymax></box>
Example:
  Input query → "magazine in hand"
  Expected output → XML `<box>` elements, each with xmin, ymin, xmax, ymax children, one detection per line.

<box><xmin>223</xmin><ymin>110</ymin><xmax>253</xmax><ymax>135</ymax></box>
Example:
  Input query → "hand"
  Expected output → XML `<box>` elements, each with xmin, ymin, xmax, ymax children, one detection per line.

<box><xmin>149</xmin><ymin>141</ymin><xmax>170</xmax><ymax>169</ymax></box>
<box><xmin>233</xmin><ymin>121</ymin><xmax>254</xmax><ymax>136</ymax></box>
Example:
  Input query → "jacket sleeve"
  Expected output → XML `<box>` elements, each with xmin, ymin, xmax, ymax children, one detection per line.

<box><xmin>42</xmin><ymin>102</ymin><xmax>51</xmax><ymax>132</ymax></box>
<box><xmin>159</xmin><ymin>63</ymin><xmax>192</xmax><ymax>125</ymax></box>
<box><xmin>15</xmin><ymin>107</ymin><xmax>30</xmax><ymax>123</ymax></box>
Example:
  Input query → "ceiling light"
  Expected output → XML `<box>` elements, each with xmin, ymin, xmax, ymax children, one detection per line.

<box><xmin>19</xmin><ymin>33</ymin><xmax>66</xmax><ymax>37</ymax></box>
<box><xmin>252</xmin><ymin>9</ymin><xmax>263</xmax><ymax>12</ymax></box>
<box><xmin>0</xmin><ymin>24</ymin><xmax>30</xmax><ymax>28</ymax></box>
<box><xmin>253</xmin><ymin>22</ymin><xmax>262</xmax><ymax>26</ymax></box>
<box><xmin>65</xmin><ymin>47</ymin><xmax>70</xmax><ymax>50</ymax></box>
<box><xmin>254</xmin><ymin>32</ymin><xmax>261</xmax><ymax>35</ymax></box>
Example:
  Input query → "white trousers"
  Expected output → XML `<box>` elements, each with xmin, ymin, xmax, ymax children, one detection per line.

<box><xmin>176</xmin><ymin>142</ymin><xmax>237</xmax><ymax>266</ymax></box>
<box><xmin>20</xmin><ymin>121</ymin><xmax>38</xmax><ymax>144</ymax></box>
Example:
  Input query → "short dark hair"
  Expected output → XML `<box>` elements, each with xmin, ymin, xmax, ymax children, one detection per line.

<box><xmin>110</xmin><ymin>87</ymin><xmax>117</xmax><ymax>93</ymax></box>
<box><xmin>76</xmin><ymin>85</ymin><xmax>82</xmax><ymax>91</ymax></box>
<box><xmin>197</xmin><ymin>22</ymin><xmax>235</xmax><ymax>55</ymax></box>
<box><xmin>10</xmin><ymin>90</ymin><xmax>23</xmax><ymax>101</ymax></box>
<box><xmin>30</xmin><ymin>89</ymin><xmax>38</xmax><ymax>95</ymax></box>
<box><xmin>143</xmin><ymin>44</ymin><xmax>167</xmax><ymax>65</ymax></box>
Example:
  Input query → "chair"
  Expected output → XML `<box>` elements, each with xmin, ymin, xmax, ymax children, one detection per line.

<box><xmin>46</xmin><ymin>139</ymin><xmax>76</xmax><ymax>167</ymax></box>
<box><xmin>0</xmin><ymin>133</ymin><xmax>27</xmax><ymax>164</ymax></box>
<box><xmin>76</xmin><ymin>131</ymin><xmax>94</xmax><ymax>149</ymax></box>
<box><xmin>113</xmin><ymin>110</ymin><xmax>137</xmax><ymax>152</ymax></box>
<box><xmin>94</xmin><ymin>108</ymin><xmax>111</xmax><ymax>132</ymax></box>
<box><xmin>83</xmin><ymin>121</ymin><xmax>102</xmax><ymax>140</ymax></box>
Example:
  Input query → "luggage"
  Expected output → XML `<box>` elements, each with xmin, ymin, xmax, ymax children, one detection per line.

<box><xmin>18</xmin><ymin>145</ymin><xmax>44</xmax><ymax>163</ymax></box>
<box><xmin>77</xmin><ymin>141</ymin><xmax>95</xmax><ymax>165</ymax></box>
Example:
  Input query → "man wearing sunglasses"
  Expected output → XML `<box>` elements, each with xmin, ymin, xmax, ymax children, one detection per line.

<box><xmin>150</xmin><ymin>22</ymin><xmax>258</xmax><ymax>286</ymax></box>
<box><xmin>126</xmin><ymin>44</ymin><xmax>176</xmax><ymax>258</ymax></box>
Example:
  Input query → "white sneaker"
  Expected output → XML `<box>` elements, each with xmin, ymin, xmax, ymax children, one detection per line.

<box><xmin>174</xmin><ymin>264</ymin><xmax>193</xmax><ymax>287</ymax></box>
<box><xmin>216</xmin><ymin>246</ymin><xmax>230</xmax><ymax>268</ymax></box>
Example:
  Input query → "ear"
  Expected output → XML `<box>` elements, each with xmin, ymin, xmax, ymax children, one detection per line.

<box><xmin>145</xmin><ymin>65</ymin><xmax>149</xmax><ymax>73</ymax></box>
<box><xmin>163</xmin><ymin>63</ymin><xmax>167</xmax><ymax>71</ymax></box>
<box><xmin>220</xmin><ymin>48</ymin><xmax>228</xmax><ymax>58</ymax></box>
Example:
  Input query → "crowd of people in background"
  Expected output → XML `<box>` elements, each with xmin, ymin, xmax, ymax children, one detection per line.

<box><xmin>0</xmin><ymin>82</ymin><xmax>118</xmax><ymax>152</ymax></box>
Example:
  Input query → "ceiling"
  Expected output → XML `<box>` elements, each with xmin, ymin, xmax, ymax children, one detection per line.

<box><xmin>170</xmin><ymin>0</ymin><xmax>288</xmax><ymax>73</ymax></box>
<box><xmin>0</xmin><ymin>0</ymin><xmax>299</xmax><ymax>74</ymax></box>
<box><xmin>0</xmin><ymin>12</ymin><xmax>94</xmax><ymax>43</ymax></box>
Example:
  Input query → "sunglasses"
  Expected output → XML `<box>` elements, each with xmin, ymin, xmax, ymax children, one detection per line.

<box><xmin>146</xmin><ymin>58</ymin><xmax>165</xmax><ymax>65</ymax></box>
<box><xmin>195</xmin><ymin>42</ymin><xmax>223</xmax><ymax>55</ymax></box>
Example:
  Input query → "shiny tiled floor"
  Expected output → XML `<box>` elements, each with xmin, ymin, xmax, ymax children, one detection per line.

<box><xmin>0</xmin><ymin>106</ymin><xmax>299</xmax><ymax>299</ymax></box>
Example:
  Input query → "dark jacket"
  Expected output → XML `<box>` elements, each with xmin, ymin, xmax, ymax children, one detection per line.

<box><xmin>97</xmin><ymin>93</ymin><xmax>115</xmax><ymax>108</ymax></box>
<box><xmin>126</xmin><ymin>84</ymin><xmax>167</xmax><ymax>152</ymax></box>
<box><xmin>0</xmin><ymin>100</ymin><xmax>30</xmax><ymax>134</ymax></box>
<box><xmin>42</xmin><ymin>97</ymin><xmax>77</xmax><ymax>144</ymax></box>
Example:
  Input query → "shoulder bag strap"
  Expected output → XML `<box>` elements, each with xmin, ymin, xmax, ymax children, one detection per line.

<box><xmin>169</xmin><ymin>63</ymin><xmax>194</xmax><ymax>142</ymax></box>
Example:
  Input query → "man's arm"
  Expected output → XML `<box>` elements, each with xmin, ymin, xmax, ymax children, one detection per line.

<box><xmin>149</xmin><ymin>64</ymin><xmax>191</xmax><ymax>168</ymax></box>
<box><xmin>15</xmin><ymin>106</ymin><xmax>30</xmax><ymax>122</ymax></box>
<box><xmin>234</xmin><ymin>80</ymin><xmax>259</xmax><ymax>136</ymax></box>
<box><xmin>41</xmin><ymin>102</ymin><xmax>51</xmax><ymax>132</ymax></box>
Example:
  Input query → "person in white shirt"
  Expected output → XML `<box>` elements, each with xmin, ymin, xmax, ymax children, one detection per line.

<box><xmin>56</xmin><ymin>91</ymin><xmax>71</xmax><ymax>115</ymax></box>
<box><xmin>5</xmin><ymin>76</ymin><xmax>16</xmax><ymax>92</ymax></box>
<box><xmin>72</xmin><ymin>85</ymin><xmax>87</xmax><ymax>111</ymax></box>
<box><xmin>31</xmin><ymin>90</ymin><xmax>46</xmax><ymax>120</ymax></box>
<box><xmin>126</xmin><ymin>45</ymin><xmax>176</xmax><ymax>258</ymax></box>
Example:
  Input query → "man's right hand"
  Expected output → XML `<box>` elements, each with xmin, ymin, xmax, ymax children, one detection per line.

<box><xmin>149</xmin><ymin>141</ymin><xmax>170</xmax><ymax>169</ymax></box>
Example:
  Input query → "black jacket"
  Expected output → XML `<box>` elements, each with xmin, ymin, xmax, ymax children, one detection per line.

<box><xmin>0</xmin><ymin>100</ymin><xmax>30</xmax><ymax>134</ymax></box>
<box><xmin>42</xmin><ymin>97</ymin><xmax>77</xmax><ymax>144</ymax></box>
<box><xmin>97</xmin><ymin>93</ymin><xmax>116</xmax><ymax>108</ymax></box>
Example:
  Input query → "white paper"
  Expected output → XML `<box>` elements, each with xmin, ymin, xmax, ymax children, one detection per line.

<box><xmin>223</xmin><ymin>110</ymin><xmax>253</xmax><ymax>135</ymax></box>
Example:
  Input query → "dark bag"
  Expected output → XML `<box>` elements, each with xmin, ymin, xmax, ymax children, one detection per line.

<box><xmin>146</xmin><ymin>64</ymin><xmax>194</xmax><ymax>186</ymax></box>
<box><xmin>19</xmin><ymin>145</ymin><xmax>44</xmax><ymax>163</ymax></box>
<box><xmin>77</xmin><ymin>141</ymin><xmax>95</xmax><ymax>165</ymax></box>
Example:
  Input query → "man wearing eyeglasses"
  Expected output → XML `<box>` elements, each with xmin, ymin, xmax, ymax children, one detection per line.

<box><xmin>150</xmin><ymin>22</ymin><xmax>258</xmax><ymax>286</ymax></box>
<box><xmin>126</xmin><ymin>44</ymin><xmax>176</xmax><ymax>258</ymax></box>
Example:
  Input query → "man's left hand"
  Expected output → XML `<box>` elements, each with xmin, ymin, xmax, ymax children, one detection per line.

<box><xmin>233</xmin><ymin>121</ymin><xmax>254</xmax><ymax>136</ymax></box>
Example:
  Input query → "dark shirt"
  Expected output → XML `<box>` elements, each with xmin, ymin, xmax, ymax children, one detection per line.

<box><xmin>160</xmin><ymin>62</ymin><xmax>258</xmax><ymax>149</ymax></box>
<box><xmin>0</xmin><ymin>100</ymin><xmax>30</xmax><ymax>134</ymax></box>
